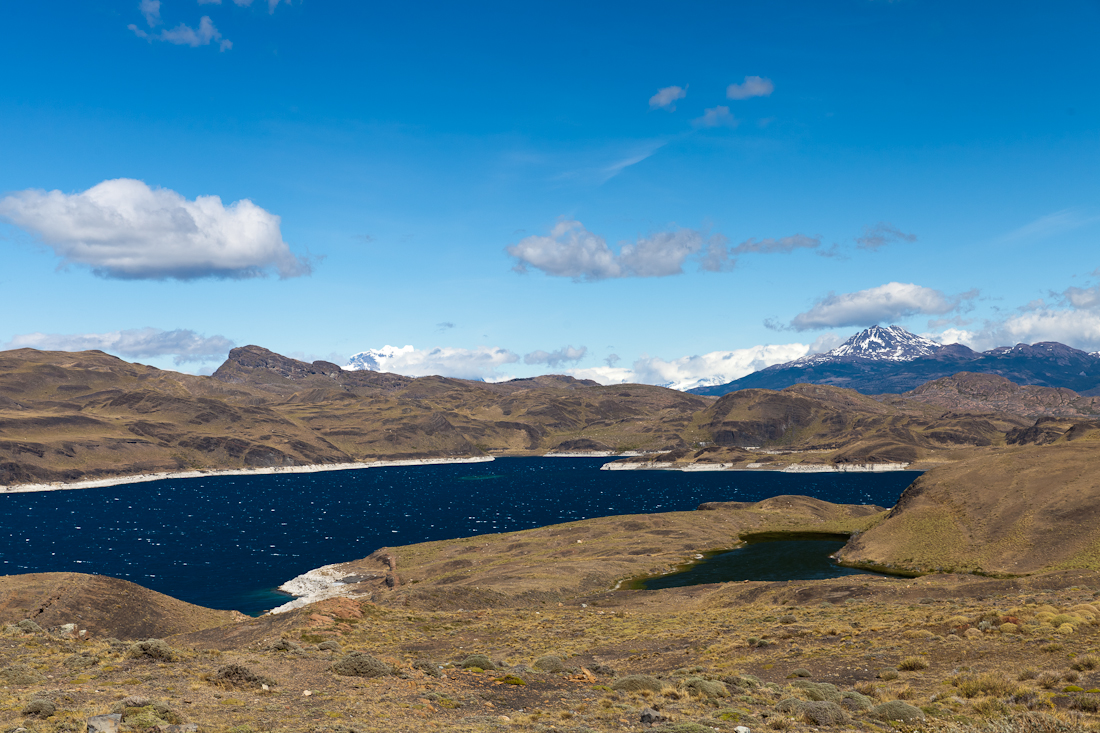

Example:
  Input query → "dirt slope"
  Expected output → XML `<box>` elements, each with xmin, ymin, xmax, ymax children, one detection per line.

<box><xmin>837</xmin><ymin>437</ymin><xmax>1100</xmax><ymax>575</ymax></box>
<box><xmin>0</xmin><ymin>572</ymin><xmax>242</xmax><ymax>638</ymax></box>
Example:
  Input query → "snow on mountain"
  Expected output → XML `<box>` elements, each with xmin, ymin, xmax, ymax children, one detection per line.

<box><xmin>788</xmin><ymin>325</ymin><xmax>943</xmax><ymax>367</ymax></box>
<box><xmin>344</xmin><ymin>345</ymin><xmax>415</xmax><ymax>372</ymax></box>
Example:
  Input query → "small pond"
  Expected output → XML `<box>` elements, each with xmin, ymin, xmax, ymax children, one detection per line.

<box><xmin>633</xmin><ymin>533</ymin><xmax>890</xmax><ymax>589</ymax></box>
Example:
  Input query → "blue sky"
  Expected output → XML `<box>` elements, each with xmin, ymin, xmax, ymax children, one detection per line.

<box><xmin>2</xmin><ymin>1</ymin><xmax>1099</xmax><ymax>387</ymax></box>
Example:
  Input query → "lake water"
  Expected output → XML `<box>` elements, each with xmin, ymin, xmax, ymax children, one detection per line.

<box><xmin>0</xmin><ymin>458</ymin><xmax>919</xmax><ymax>614</ymax></box>
<box><xmin>637</xmin><ymin>535</ymin><xmax>882</xmax><ymax>590</ymax></box>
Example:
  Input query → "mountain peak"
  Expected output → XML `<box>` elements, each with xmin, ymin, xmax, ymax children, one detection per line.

<box><xmin>792</xmin><ymin>325</ymin><xmax>943</xmax><ymax>367</ymax></box>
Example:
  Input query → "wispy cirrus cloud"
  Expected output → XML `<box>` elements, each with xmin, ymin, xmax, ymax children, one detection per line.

<box><xmin>0</xmin><ymin>178</ymin><xmax>312</xmax><ymax>280</ymax></box>
<box><xmin>777</xmin><ymin>282</ymin><xmax>978</xmax><ymax>331</ymax></box>
<box><xmin>999</xmin><ymin>207</ymin><xmax>1100</xmax><ymax>243</ymax></box>
<box><xmin>649</xmin><ymin>85</ymin><xmax>687</xmax><ymax>110</ymax></box>
<box><xmin>2</xmin><ymin>328</ymin><xmax>235</xmax><ymax>364</ymax></box>
<box><xmin>726</xmin><ymin>75</ymin><xmax>774</xmax><ymax>100</ymax></box>
<box><xmin>856</xmin><ymin>222</ymin><xmax>917</xmax><ymax>250</ymax></box>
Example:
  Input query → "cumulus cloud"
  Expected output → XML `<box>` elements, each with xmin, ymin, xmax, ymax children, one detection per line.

<box><xmin>130</xmin><ymin>15</ymin><xmax>232</xmax><ymax>51</ymax></box>
<box><xmin>856</xmin><ymin>222</ymin><xmax>917</xmax><ymax>251</ymax></box>
<box><xmin>346</xmin><ymin>345</ymin><xmax>519</xmax><ymax>381</ymax></box>
<box><xmin>693</xmin><ymin>106</ymin><xmax>738</xmax><ymax>128</ymax></box>
<box><xmin>2</xmin><ymin>328</ymin><xmax>234</xmax><ymax>364</ymax></box>
<box><xmin>649</xmin><ymin>85</ymin><xmax>687</xmax><ymax>110</ymax></box>
<box><xmin>0</xmin><ymin>178</ymin><xmax>311</xmax><ymax>280</ymax></box>
<box><xmin>783</xmin><ymin>282</ymin><xmax>977</xmax><ymax>331</ymax></box>
<box><xmin>507</xmin><ymin>219</ymin><xmax>726</xmax><ymax>281</ymax></box>
<box><xmin>216</xmin><ymin>0</ymin><xmax>290</xmax><ymax>10</ymax></box>
<box><xmin>931</xmin><ymin>279</ymin><xmax>1100</xmax><ymax>352</ymax></box>
<box><xmin>726</xmin><ymin>75</ymin><xmax>774</xmax><ymax>100</ymax></box>
<box><xmin>568</xmin><ymin>342</ymin><xmax>810</xmax><ymax>390</ymax></box>
<box><xmin>524</xmin><ymin>346</ymin><xmax>587</xmax><ymax>367</ymax></box>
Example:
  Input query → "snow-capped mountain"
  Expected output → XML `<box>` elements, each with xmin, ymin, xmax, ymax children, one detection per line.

<box><xmin>790</xmin><ymin>325</ymin><xmax>943</xmax><ymax>367</ymax></box>
<box><xmin>345</xmin><ymin>345</ymin><xmax>415</xmax><ymax>372</ymax></box>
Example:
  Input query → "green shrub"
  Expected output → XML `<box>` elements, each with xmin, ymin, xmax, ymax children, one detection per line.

<box><xmin>128</xmin><ymin>639</ymin><xmax>176</xmax><ymax>662</ymax></box>
<box><xmin>460</xmin><ymin>654</ymin><xmax>497</xmax><ymax>670</ymax></box>
<box><xmin>331</xmin><ymin>652</ymin><xmax>394</xmax><ymax>678</ymax></box>
<box><xmin>533</xmin><ymin>655</ymin><xmax>566</xmax><ymax>673</ymax></box>
<box><xmin>681</xmin><ymin>677</ymin><xmax>728</xmax><ymax>698</ymax></box>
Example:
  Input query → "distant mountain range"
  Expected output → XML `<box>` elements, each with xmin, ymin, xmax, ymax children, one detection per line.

<box><xmin>689</xmin><ymin>325</ymin><xmax>1100</xmax><ymax>397</ymax></box>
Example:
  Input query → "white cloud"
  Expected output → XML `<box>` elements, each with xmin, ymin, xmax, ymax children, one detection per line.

<box><xmin>2</xmin><ymin>328</ymin><xmax>234</xmax><ymax>364</ymax></box>
<box><xmin>726</xmin><ymin>75</ymin><xmax>774</xmax><ymax>100</ymax></box>
<box><xmin>856</xmin><ymin>222</ymin><xmax>917</xmax><ymax>251</ymax></box>
<box><xmin>786</xmin><ymin>282</ymin><xmax>977</xmax><ymax>331</ymax></box>
<box><xmin>567</xmin><ymin>343</ymin><xmax>810</xmax><ymax>390</ymax></box>
<box><xmin>140</xmin><ymin>0</ymin><xmax>161</xmax><ymax>26</ymax></box>
<box><xmin>198</xmin><ymin>0</ymin><xmax>222</xmax><ymax>4</ymax></box>
<box><xmin>649</xmin><ymin>85</ymin><xmax>687</xmax><ymax>110</ymax></box>
<box><xmin>129</xmin><ymin>15</ymin><xmax>231</xmax><ymax>51</ymax></box>
<box><xmin>733</xmin><ymin>234</ymin><xmax>820</xmax><ymax>255</ymax></box>
<box><xmin>693</xmin><ymin>106</ymin><xmax>738</xmax><ymax>128</ymax></box>
<box><xmin>524</xmin><ymin>346</ymin><xmax>587</xmax><ymax>367</ymax></box>
<box><xmin>346</xmin><ymin>345</ymin><xmax>520</xmax><ymax>381</ymax></box>
<box><xmin>507</xmin><ymin>219</ymin><xmax>725</xmax><ymax>281</ymax></box>
<box><xmin>0</xmin><ymin>178</ymin><xmax>311</xmax><ymax>280</ymax></box>
<box><xmin>1065</xmin><ymin>285</ymin><xmax>1100</xmax><ymax>310</ymax></box>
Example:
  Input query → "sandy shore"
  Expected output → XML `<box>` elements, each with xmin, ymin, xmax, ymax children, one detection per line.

<box><xmin>0</xmin><ymin>456</ymin><xmax>496</xmax><ymax>494</ymax></box>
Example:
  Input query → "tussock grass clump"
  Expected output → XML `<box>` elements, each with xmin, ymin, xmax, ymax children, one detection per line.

<box><xmin>1071</xmin><ymin>655</ymin><xmax>1099</xmax><ymax>671</ymax></box>
<box><xmin>1018</xmin><ymin>668</ymin><xmax>1039</xmax><ymax>681</ymax></box>
<box><xmin>331</xmin><ymin>652</ymin><xmax>394</xmax><ymax>678</ymax></box>
<box><xmin>951</xmin><ymin>672</ymin><xmax>1023</xmax><ymax>698</ymax></box>
<box><xmin>533</xmin><ymin>654</ymin><xmax>566</xmax><ymax>672</ymax></box>
<box><xmin>0</xmin><ymin>663</ymin><xmax>45</xmax><ymax>685</ymax></box>
<box><xmin>612</xmin><ymin>675</ymin><xmax>664</xmax><ymax>693</ymax></box>
<box><xmin>879</xmin><ymin>668</ymin><xmax>900</xmax><ymax>681</ymax></box>
<box><xmin>681</xmin><ymin>677</ymin><xmax>728</xmax><ymax>698</ymax></box>
<box><xmin>797</xmin><ymin>700</ymin><xmax>847</xmax><ymax>726</ymax></box>
<box><xmin>412</xmin><ymin>659</ymin><xmax>441</xmax><ymax>677</ymax></box>
<box><xmin>212</xmin><ymin>664</ymin><xmax>275</xmax><ymax>689</ymax></box>
<box><xmin>898</xmin><ymin>655</ymin><xmax>928</xmax><ymax>671</ymax></box>
<box><xmin>460</xmin><ymin>654</ymin><xmax>498</xmax><ymax>670</ymax></box>
<box><xmin>128</xmin><ymin>639</ymin><xmax>176</xmax><ymax>662</ymax></box>
<box><xmin>854</xmin><ymin>680</ymin><xmax>880</xmax><ymax>698</ymax></box>
<box><xmin>871</xmin><ymin>700</ymin><xmax>925</xmax><ymax>722</ymax></box>
<box><xmin>22</xmin><ymin>698</ymin><xmax>57</xmax><ymax>718</ymax></box>
<box><xmin>1037</xmin><ymin>671</ymin><xmax>1062</xmax><ymax>689</ymax></box>
<box><xmin>790</xmin><ymin>680</ymin><xmax>841</xmax><ymax>703</ymax></box>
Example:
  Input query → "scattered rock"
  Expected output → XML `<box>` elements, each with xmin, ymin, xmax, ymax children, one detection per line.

<box><xmin>267</xmin><ymin>639</ymin><xmax>303</xmax><ymax>653</ymax></box>
<box><xmin>331</xmin><ymin>652</ymin><xmax>394</xmax><ymax>678</ymax></box>
<box><xmin>612</xmin><ymin>675</ymin><xmax>664</xmax><ymax>693</ymax></box>
<box><xmin>87</xmin><ymin>713</ymin><xmax>122</xmax><ymax>733</ymax></box>
<box><xmin>22</xmin><ymin>698</ymin><xmax>57</xmax><ymax>718</ymax></box>
<box><xmin>640</xmin><ymin>707</ymin><xmax>669</xmax><ymax>726</ymax></box>
<box><xmin>589</xmin><ymin>663</ymin><xmax>617</xmax><ymax>677</ymax></box>
<box><xmin>128</xmin><ymin>639</ymin><xmax>176</xmax><ymax>662</ymax></box>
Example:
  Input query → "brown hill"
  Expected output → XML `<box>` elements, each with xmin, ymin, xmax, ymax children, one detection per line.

<box><xmin>0</xmin><ymin>572</ymin><xmax>241</xmax><ymax>639</ymax></box>
<box><xmin>897</xmin><ymin>372</ymin><xmax>1100</xmax><ymax>418</ymax></box>
<box><xmin>836</xmin><ymin>436</ymin><xmax>1100</xmax><ymax>576</ymax></box>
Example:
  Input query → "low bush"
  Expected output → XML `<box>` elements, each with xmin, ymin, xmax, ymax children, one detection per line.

<box><xmin>898</xmin><ymin>656</ymin><xmax>928</xmax><ymax>671</ymax></box>
<box><xmin>331</xmin><ymin>652</ymin><xmax>394</xmax><ymax>678</ymax></box>
<box><xmin>871</xmin><ymin>700</ymin><xmax>925</xmax><ymax>723</ymax></box>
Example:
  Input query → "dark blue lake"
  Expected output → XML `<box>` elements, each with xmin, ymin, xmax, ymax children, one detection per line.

<box><xmin>0</xmin><ymin>458</ymin><xmax>918</xmax><ymax>614</ymax></box>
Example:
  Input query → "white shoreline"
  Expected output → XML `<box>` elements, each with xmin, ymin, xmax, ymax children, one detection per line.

<box><xmin>602</xmin><ymin>461</ymin><xmax>912</xmax><ymax>472</ymax></box>
<box><xmin>269</xmin><ymin>564</ymin><xmax>362</xmax><ymax>615</ymax></box>
<box><xmin>0</xmin><ymin>456</ymin><xmax>495</xmax><ymax>494</ymax></box>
